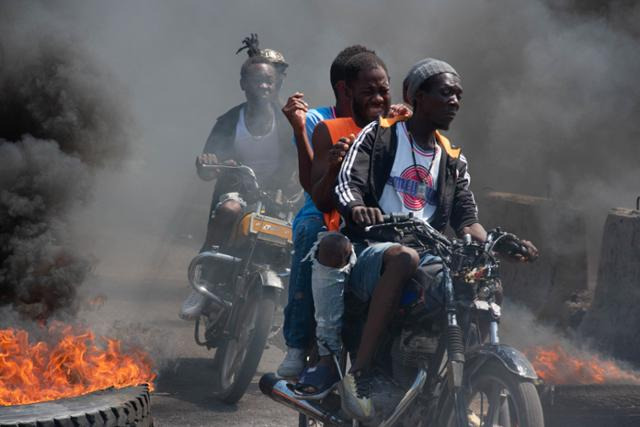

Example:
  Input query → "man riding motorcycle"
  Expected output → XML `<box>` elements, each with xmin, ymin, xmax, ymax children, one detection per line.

<box><xmin>331</xmin><ymin>58</ymin><xmax>538</xmax><ymax>421</ymax></box>
<box><xmin>180</xmin><ymin>53</ymin><xmax>297</xmax><ymax>320</ymax></box>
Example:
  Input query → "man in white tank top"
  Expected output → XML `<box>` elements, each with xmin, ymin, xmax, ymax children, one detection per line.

<box><xmin>180</xmin><ymin>55</ymin><xmax>295</xmax><ymax>320</ymax></box>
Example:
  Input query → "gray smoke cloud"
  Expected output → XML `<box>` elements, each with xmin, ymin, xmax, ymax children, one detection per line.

<box><xmin>0</xmin><ymin>2</ymin><xmax>131</xmax><ymax>319</ymax></box>
<box><xmin>62</xmin><ymin>0</ymin><xmax>639</xmax><ymax>223</ymax></box>
<box><xmin>55</xmin><ymin>0</ymin><xmax>638</xmax><ymax>224</ymax></box>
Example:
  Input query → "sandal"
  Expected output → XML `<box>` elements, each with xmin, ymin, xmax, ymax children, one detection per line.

<box><xmin>291</xmin><ymin>363</ymin><xmax>340</xmax><ymax>400</ymax></box>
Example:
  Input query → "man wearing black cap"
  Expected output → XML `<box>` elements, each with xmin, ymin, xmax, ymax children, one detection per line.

<box><xmin>334</xmin><ymin>58</ymin><xmax>538</xmax><ymax>421</ymax></box>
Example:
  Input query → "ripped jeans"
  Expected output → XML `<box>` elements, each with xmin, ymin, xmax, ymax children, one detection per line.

<box><xmin>305</xmin><ymin>232</ymin><xmax>357</xmax><ymax>357</ymax></box>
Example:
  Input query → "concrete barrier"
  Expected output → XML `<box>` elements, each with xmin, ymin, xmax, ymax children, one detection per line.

<box><xmin>579</xmin><ymin>208</ymin><xmax>640</xmax><ymax>365</ymax></box>
<box><xmin>477</xmin><ymin>192</ymin><xmax>589</xmax><ymax>327</ymax></box>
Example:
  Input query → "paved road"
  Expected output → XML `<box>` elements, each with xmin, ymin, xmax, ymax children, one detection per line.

<box><xmin>83</xmin><ymin>238</ymin><xmax>299</xmax><ymax>427</ymax></box>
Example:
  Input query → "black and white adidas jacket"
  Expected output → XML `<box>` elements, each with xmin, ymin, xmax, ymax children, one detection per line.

<box><xmin>334</xmin><ymin>117</ymin><xmax>479</xmax><ymax>239</ymax></box>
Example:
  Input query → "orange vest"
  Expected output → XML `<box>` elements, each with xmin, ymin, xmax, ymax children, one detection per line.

<box><xmin>320</xmin><ymin>118</ymin><xmax>362</xmax><ymax>231</ymax></box>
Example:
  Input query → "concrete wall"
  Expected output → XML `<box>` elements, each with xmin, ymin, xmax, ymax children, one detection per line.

<box><xmin>579</xmin><ymin>208</ymin><xmax>640</xmax><ymax>366</ymax></box>
<box><xmin>477</xmin><ymin>192</ymin><xmax>589</xmax><ymax>327</ymax></box>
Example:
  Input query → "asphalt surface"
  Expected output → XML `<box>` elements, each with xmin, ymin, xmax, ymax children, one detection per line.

<box><xmin>82</xmin><ymin>236</ymin><xmax>299</xmax><ymax>427</ymax></box>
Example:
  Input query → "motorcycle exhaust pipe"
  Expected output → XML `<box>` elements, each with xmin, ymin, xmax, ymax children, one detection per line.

<box><xmin>259</xmin><ymin>373</ymin><xmax>349</xmax><ymax>426</ymax></box>
<box><xmin>187</xmin><ymin>252</ymin><xmax>235</xmax><ymax>311</ymax></box>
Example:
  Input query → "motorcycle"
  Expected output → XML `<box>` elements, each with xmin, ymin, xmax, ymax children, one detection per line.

<box><xmin>260</xmin><ymin>213</ymin><xmax>544</xmax><ymax>426</ymax></box>
<box><xmin>187</xmin><ymin>164</ymin><xmax>298</xmax><ymax>404</ymax></box>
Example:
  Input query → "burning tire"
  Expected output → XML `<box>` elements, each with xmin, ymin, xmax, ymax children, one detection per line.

<box><xmin>541</xmin><ymin>384</ymin><xmax>640</xmax><ymax>427</ymax></box>
<box><xmin>0</xmin><ymin>385</ymin><xmax>152</xmax><ymax>427</ymax></box>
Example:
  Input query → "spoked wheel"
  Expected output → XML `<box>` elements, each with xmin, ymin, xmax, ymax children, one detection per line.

<box><xmin>213</xmin><ymin>287</ymin><xmax>276</xmax><ymax>404</ymax></box>
<box><xmin>442</xmin><ymin>360</ymin><xmax>544</xmax><ymax>427</ymax></box>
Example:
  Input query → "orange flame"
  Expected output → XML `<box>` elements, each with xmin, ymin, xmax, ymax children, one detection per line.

<box><xmin>526</xmin><ymin>344</ymin><xmax>640</xmax><ymax>385</ymax></box>
<box><xmin>0</xmin><ymin>325</ymin><xmax>156</xmax><ymax>406</ymax></box>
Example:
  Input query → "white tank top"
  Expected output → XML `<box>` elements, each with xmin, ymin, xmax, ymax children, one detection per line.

<box><xmin>378</xmin><ymin>122</ymin><xmax>442</xmax><ymax>220</ymax></box>
<box><xmin>234</xmin><ymin>107</ymin><xmax>280</xmax><ymax>181</ymax></box>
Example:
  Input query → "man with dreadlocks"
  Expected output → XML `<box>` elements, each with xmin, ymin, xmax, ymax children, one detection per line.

<box><xmin>236</xmin><ymin>33</ymin><xmax>288</xmax><ymax>102</ymax></box>
<box><xmin>179</xmin><ymin>41</ymin><xmax>296</xmax><ymax>320</ymax></box>
<box><xmin>277</xmin><ymin>45</ymin><xmax>376</xmax><ymax>379</ymax></box>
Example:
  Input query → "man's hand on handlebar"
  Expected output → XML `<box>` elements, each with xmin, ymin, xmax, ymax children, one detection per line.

<box><xmin>351</xmin><ymin>206</ymin><xmax>384</xmax><ymax>227</ymax></box>
<box><xmin>516</xmin><ymin>239</ymin><xmax>539</xmax><ymax>262</ymax></box>
<box><xmin>197</xmin><ymin>154</ymin><xmax>239</xmax><ymax>167</ymax></box>
<box><xmin>195</xmin><ymin>154</ymin><xmax>238</xmax><ymax>180</ymax></box>
<box><xmin>196</xmin><ymin>153</ymin><xmax>218</xmax><ymax>167</ymax></box>
<box><xmin>495</xmin><ymin>235</ymin><xmax>539</xmax><ymax>263</ymax></box>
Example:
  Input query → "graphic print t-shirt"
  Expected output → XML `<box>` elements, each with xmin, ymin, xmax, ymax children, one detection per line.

<box><xmin>378</xmin><ymin>122</ymin><xmax>442</xmax><ymax>220</ymax></box>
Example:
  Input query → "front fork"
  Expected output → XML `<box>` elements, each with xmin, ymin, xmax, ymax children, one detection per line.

<box><xmin>442</xmin><ymin>267</ymin><xmax>468</xmax><ymax>427</ymax></box>
<box><xmin>445</xmin><ymin>276</ymin><xmax>503</xmax><ymax>427</ymax></box>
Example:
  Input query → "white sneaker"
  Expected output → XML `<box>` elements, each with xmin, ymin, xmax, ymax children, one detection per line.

<box><xmin>179</xmin><ymin>290</ymin><xmax>207</xmax><ymax>320</ymax></box>
<box><xmin>277</xmin><ymin>347</ymin><xmax>305</xmax><ymax>378</ymax></box>
<box><xmin>338</xmin><ymin>370</ymin><xmax>375</xmax><ymax>421</ymax></box>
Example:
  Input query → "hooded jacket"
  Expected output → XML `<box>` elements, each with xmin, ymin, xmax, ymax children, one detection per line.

<box><xmin>334</xmin><ymin>117</ymin><xmax>479</xmax><ymax>239</ymax></box>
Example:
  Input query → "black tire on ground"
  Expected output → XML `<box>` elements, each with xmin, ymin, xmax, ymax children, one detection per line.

<box><xmin>0</xmin><ymin>385</ymin><xmax>152</xmax><ymax>427</ymax></box>
<box><xmin>213</xmin><ymin>289</ymin><xmax>276</xmax><ymax>404</ymax></box>
<box><xmin>542</xmin><ymin>384</ymin><xmax>640</xmax><ymax>427</ymax></box>
<box><xmin>439</xmin><ymin>360</ymin><xmax>544</xmax><ymax>427</ymax></box>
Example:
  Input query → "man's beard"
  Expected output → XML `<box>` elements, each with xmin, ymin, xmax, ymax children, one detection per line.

<box><xmin>352</xmin><ymin>99</ymin><xmax>368</xmax><ymax>126</ymax></box>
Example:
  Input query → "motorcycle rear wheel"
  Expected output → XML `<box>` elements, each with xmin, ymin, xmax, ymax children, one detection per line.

<box><xmin>440</xmin><ymin>359</ymin><xmax>544</xmax><ymax>427</ymax></box>
<box><xmin>213</xmin><ymin>288</ymin><xmax>276</xmax><ymax>404</ymax></box>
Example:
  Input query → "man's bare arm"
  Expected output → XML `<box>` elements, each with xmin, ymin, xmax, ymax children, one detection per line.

<box><xmin>310</xmin><ymin>124</ymin><xmax>352</xmax><ymax>212</ymax></box>
<box><xmin>282</xmin><ymin>92</ymin><xmax>313</xmax><ymax>193</ymax></box>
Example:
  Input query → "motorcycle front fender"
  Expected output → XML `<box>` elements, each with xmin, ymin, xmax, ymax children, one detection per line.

<box><xmin>255</xmin><ymin>268</ymin><xmax>284</xmax><ymax>291</ymax></box>
<box><xmin>466</xmin><ymin>344</ymin><xmax>538</xmax><ymax>380</ymax></box>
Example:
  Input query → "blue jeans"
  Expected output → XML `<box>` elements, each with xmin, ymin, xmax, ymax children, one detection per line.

<box><xmin>283</xmin><ymin>215</ymin><xmax>325</xmax><ymax>349</ymax></box>
<box><xmin>349</xmin><ymin>242</ymin><xmax>444</xmax><ymax>309</ymax></box>
<box><xmin>348</xmin><ymin>242</ymin><xmax>399</xmax><ymax>301</ymax></box>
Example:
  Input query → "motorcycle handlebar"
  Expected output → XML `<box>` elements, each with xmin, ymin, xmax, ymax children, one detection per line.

<box><xmin>490</xmin><ymin>232</ymin><xmax>535</xmax><ymax>261</ymax></box>
<box><xmin>200</xmin><ymin>163</ymin><xmax>301</xmax><ymax>209</ymax></box>
<box><xmin>363</xmin><ymin>213</ymin><xmax>415</xmax><ymax>232</ymax></box>
<box><xmin>381</xmin><ymin>213</ymin><xmax>413</xmax><ymax>223</ymax></box>
<box><xmin>200</xmin><ymin>163</ymin><xmax>255</xmax><ymax>175</ymax></box>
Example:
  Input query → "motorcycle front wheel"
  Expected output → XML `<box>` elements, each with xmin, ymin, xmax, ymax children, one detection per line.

<box><xmin>213</xmin><ymin>288</ymin><xmax>276</xmax><ymax>404</ymax></box>
<box><xmin>440</xmin><ymin>359</ymin><xmax>544</xmax><ymax>427</ymax></box>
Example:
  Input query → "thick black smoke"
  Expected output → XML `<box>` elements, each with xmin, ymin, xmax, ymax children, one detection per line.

<box><xmin>0</xmin><ymin>6</ymin><xmax>131</xmax><ymax>319</ymax></box>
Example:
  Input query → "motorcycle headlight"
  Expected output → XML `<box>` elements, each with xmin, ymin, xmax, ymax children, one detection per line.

<box><xmin>188</xmin><ymin>258</ymin><xmax>207</xmax><ymax>288</ymax></box>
